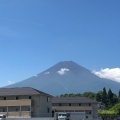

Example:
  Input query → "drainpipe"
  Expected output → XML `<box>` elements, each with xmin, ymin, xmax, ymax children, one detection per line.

<box><xmin>7</xmin><ymin>106</ymin><xmax>8</xmax><ymax>117</ymax></box>
<box><xmin>30</xmin><ymin>105</ymin><xmax>31</xmax><ymax>117</ymax></box>
<box><xmin>20</xmin><ymin>106</ymin><xmax>21</xmax><ymax>117</ymax></box>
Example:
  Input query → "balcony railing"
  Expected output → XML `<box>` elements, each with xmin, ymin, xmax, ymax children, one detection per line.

<box><xmin>0</xmin><ymin>99</ymin><xmax>31</xmax><ymax>106</ymax></box>
<box><xmin>0</xmin><ymin>111</ymin><xmax>31</xmax><ymax>117</ymax></box>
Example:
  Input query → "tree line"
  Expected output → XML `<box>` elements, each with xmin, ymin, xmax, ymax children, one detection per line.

<box><xmin>60</xmin><ymin>87</ymin><xmax>120</xmax><ymax>116</ymax></box>
<box><xmin>59</xmin><ymin>87</ymin><xmax>120</xmax><ymax>112</ymax></box>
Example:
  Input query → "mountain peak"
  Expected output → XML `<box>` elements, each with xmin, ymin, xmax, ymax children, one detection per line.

<box><xmin>47</xmin><ymin>61</ymin><xmax>83</xmax><ymax>70</ymax></box>
<box><xmin>44</xmin><ymin>61</ymin><xmax>90</xmax><ymax>75</ymax></box>
<box><xmin>5</xmin><ymin>61</ymin><xmax>120</xmax><ymax>95</ymax></box>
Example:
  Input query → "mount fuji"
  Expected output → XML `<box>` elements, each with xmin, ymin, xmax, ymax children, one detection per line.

<box><xmin>5</xmin><ymin>61</ymin><xmax>120</xmax><ymax>95</ymax></box>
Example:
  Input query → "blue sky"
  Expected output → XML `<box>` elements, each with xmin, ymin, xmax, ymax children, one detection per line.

<box><xmin>0</xmin><ymin>0</ymin><xmax>120</xmax><ymax>86</ymax></box>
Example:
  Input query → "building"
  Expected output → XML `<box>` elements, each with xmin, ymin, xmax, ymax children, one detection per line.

<box><xmin>52</xmin><ymin>97</ymin><xmax>98</xmax><ymax>119</ymax></box>
<box><xmin>0</xmin><ymin>87</ymin><xmax>52</xmax><ymax>118</ymax></box>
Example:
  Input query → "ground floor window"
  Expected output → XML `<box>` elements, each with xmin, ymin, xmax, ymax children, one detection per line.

<box><xmin>0</xmin><ymin>107</ymin><xmax>7</xmax><ymax>112</ymax></box>
<box><xmin>21</xmin><ymin>106</ymin><xmax>30</xmax><ymax>111</ymax></box>
<box><xmin>8</xmin><ymin>106</ymin><xmax>20</xmax><ymax>112</ymax></box>
<box><xmin>0</xmin><ymin>106</ymin><xmax>31</xmax><ymax>112</ymax></box>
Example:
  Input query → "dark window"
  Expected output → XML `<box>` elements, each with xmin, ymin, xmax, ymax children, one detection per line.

<box><xmin>69</xmin><ymin>103</ymin><xmax>71</xmax><ymax>106</ymax></box>
<box><xmin>89</xmin><ymin>111</ymin><xmax>91</xmax><ymax>114</ymax></box>
<box><xmin>3</xmin><ymin>108</ymin><xmax>5</xmax><ymax>112</ymax></box>
<box><xmin>3</xmin><ymin>115</ymin><xmax>6</xmax><ymax>118</ymax></box>
<box><xmin>29</xmin><ymin>96</ymin><xmax>31</xmax><ymax>99</ymax></box>
<box><xmin>59</xmin><ymin>103</ymin><xmax>61</xmax><ymax>106</ymax></box>
<box><xmin>8</xmin><ymin>106</ymin><xmax>20</xmax><ymax>112</ymax></box>
<box><xmin>47</xmin><ymin>97</ymin><xmax>49</xmax><ymax>102</ymax></box>
<box><xmin>4</xmin><ymin>97</ymin><xmax>6</xmax><ymax>100</ymax></box>
<box><xmin>21</xmin><ymin>106</ymin><xmax>30</xmax><ymax>111</ymax></box>
<box><xmin>89</xmin><ymin>103</ymin><xmax>91</xmax><ymax>106</ymax></box>
<box><xmin>86</xmin><ymin>116</ymin><xmax>88</xmax><ymax>118</ymax></box>
<box><xmin>0</xmin><ymin>107</ymin><xmax>7</xmax><ymax>112</ymax></box>
<box><xmin>79</xmin><ymin>103</ymin><xmax>81</xmax><ymax>106</ymax></box>
<box><xmin>16</xmin><ymin>108</ymin><xmax>18</xmax><ymax>111</ymax></box>
<box><xmin>47</xmin><ymin>107</ymin><xmax>50</xmax><ymax>113</ymax></box>
<box><xmin>16</xmin><ymin>97</ymin><xmax>18</xmax><ymax>100</ymax></box>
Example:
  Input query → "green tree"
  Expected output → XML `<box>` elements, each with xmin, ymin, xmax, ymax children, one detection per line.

<box><xmin>82</xmin><ymin>92</ymin><xmax>96</xmax><ymax>100</ymax></box>
<box><xmin>108</xmin><ymin>89</ymin><xmax>114</xmax><ymax>107</ymax></box>
<box><xmin>110</xmin><ymin>103</ymin><xmax>120</xmax><ymax>115</ymax></box>
<box><xmin>102</xmin><ymin>87</ymin><xmax>108</xmax><ymax>106</ymax></box>
<box><xmin>118</xmin><ymin>90</ymin><xmax>120</xmax><ymax>102</ymax></box>
<box><xmin>96</xmin><ymin>91</ymin><xmax>102</xmax><ymax>102</ymax></box>
<box><xmin>113</xmin><ymin>93</ymin><xmax>118</xmax><ymax>104</ymax></box>
<box><xmin>119</xmin><ymin>90</ymin><xmax>120</xmax><ymax>97</ymax></box>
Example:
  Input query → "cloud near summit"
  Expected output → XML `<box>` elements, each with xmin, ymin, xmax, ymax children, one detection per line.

<box><xmin>57</xmin><ymin>68</ymin><xmax>70</xmax><ymax>75</ymax></box>
<box><xmin>8</xmin><ymin>80</ymin><xmax>14</xmax><ymax>85</ymax></box>
<box><xmin>92</xmin><ymin>68</ymin><xmax>120</xmax><ymax>83</ymax></box>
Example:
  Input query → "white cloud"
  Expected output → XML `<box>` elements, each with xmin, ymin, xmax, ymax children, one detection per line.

<box><xmin>57</xmin><ymin>68</ymin><xmax>70</xmax><ymax>75</ymax></box>
<box><xmin>92</xmin><ymin>68</ymin><xmax>120</xmax><ymax>83</ymax></box>
<box><xmin>44</xmin><ymin>72</ymin><xmax>50</xmax><ymax>74</ymax></box>
<box><xmin>33</xmin><ymin>74</ymin><xmax>38</xmax><ymax>77</ymax></box>
<box><xmin>8</xmin><ymin>80</ymin><xmax>14</xmax><ymax>85</ymax></box>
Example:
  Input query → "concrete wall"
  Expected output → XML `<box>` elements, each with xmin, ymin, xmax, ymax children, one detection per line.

<box><xmin>31</xmin><ymin>95</ymin><xmax>52</xmax><ymax>117</ymax></box>
<box><xmin>92</xmin><ymin>103</ymin><xmax>98</xmax><ymax>119</ymax></box>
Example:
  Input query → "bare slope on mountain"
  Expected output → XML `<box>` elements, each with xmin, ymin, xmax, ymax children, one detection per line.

<box><xmin>6</xmin><ymin>61</ymin><xmax>120</xmax><ymax>95</ymax></box>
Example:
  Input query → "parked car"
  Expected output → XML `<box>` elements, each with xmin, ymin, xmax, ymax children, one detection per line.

<box><xmin>0</xmin><ymin>114</ymin><xmax>6</xmax><ymax>120</ymax></box>
<box><xmin>117</xmin><ymin>116</ymin><xmax>120</xmax><ymax>120</ymax></box>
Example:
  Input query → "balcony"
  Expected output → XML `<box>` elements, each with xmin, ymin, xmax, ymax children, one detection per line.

<box><xmin>0</xmin><ymin>100</ymin><xmax>31</xmax><ymax>117</ymax></box>
<box><xmin>0</xmin><ymin>99</ymin><xmax>31</xmax><ymax>106</ymax></box>
<box><xmin>0</xmin><ymin>111</ymin><xmax>31</xmax><ymax>118</ymax></box>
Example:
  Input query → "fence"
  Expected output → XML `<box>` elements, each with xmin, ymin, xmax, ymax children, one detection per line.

<box><xmin>6</xmin><ymin>118</ymin><xmax>54</xmax><ymax>120</ymax></box>
<box><xmin>5</xmin><ymin>116</ymin><xmax>120</xmax><ymax>120</ymax></box>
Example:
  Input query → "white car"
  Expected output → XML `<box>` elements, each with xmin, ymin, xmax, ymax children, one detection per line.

<box><xmin>0</xmin><ymin>114</ymin><xmax>6</xmax><ymax>120</ymax></box>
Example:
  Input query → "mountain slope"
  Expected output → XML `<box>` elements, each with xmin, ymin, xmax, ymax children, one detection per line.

<box><xmin>5</xmin><ymin>61</ymin><xmax>120</xmax><ymax>95</ymax></box>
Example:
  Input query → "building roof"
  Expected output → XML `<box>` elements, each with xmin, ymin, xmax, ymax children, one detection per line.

<box><xmin>0</xmin><ymin>87</ymin><xmax>52</xmax><ymax>96</ymax></box>
<box><xmin>52</xmin><ymin>106</ymin><xmax>93</xmax><ymax>111</ymax></box>
<box><xmin>52</xmin><ymin>97</ymin><xmax>98</xmax><ymax>104</ymax></box>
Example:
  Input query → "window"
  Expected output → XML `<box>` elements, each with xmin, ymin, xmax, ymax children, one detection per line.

<box><xmin>89</xmin><ymin>111</ymin><xmax>91</xmax><ymax>114</ymax></box>
<box><xmin>69</xmin><ymin>103</ymin><xmax>71</xmax><ymax>106</ymax></box>
<box><xmin>47</xmin><ymin>107</ymin><xmax>50</xmax><ymax>113</ymax></box>
<box><xmin>0</xmin><ymin>107</ymin><xmax>7</xmax><ymax>112</ymax></box>
<box><xmin>79</xmin><ymin>103</ymin><xmax>81</xmax><ymax>106</ymax></box>
<box><xmin>3</xmin><ymin>115</ymin><xmax>6</xmax><ymax>118</ymax></box>
<box><xmin>47</xmin><ymin>97</ymin><xmax>49</xmax><ymax>102</ymax></box>
<box><xmin>16</xmin><ymin>97</ymin><xmax>18</xmax><ymax>100</ymax></box>
<box><xmin>21</xmin><ymin>106</ymin><xmax>30</xmax><ymax>111</ymax></box>
<box><xmin>59</xmin><ymin>103</ymin><xmax>61</xmax><ymax>106</ymax></box>
<box><xmin>4</xmin><ymin>97</ymin><xmax>6</xmax><ymax>100</ymax></box>
<box><xmin>89</xmin><ymin>103</ymin><xmax>91</xmax><ymax>106</ymax></box>
<box><xmin>29</xmin><ymin>96</ymin><xmax>31</xmax><ymax>99</ymax></box>
<box><xmin>3</xmin><ymin>108</ymin><xmax>5</xmax><ymax>112</ymax></box>
<box><xmin>8</xmin><ymin>106</ymin><xmax>20</xmax><ymax>112</ymax></box>
<box><xmin>16</xmin><ymin>108</ymin><xmax>19</xmax><ymax>111</ymax></box>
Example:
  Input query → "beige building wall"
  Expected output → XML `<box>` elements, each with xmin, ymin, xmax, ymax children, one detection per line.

<box><xmin>0</xmin><ymin>94</ymin><xmax>52</xmax><ymax>118</ymax></box>
<box><xmin>92</xmin><ymin>103</ymin><xmax>98</xmax><ymax>119</ymax></box>
<box><xmin>31</xmin><ymin>95</ymin><xmax>52</xmax><ymax>117</ymax></box>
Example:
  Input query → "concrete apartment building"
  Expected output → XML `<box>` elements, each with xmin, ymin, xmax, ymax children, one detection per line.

<box><xmin>0</xmin><ymin>87</ymin><xmax>52</xmax><ymax>118</ymax></box>
<box><xmin>52</xmin><ymin>97</ymin><xmax>98</xmax><ymax>119</ymax></box>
